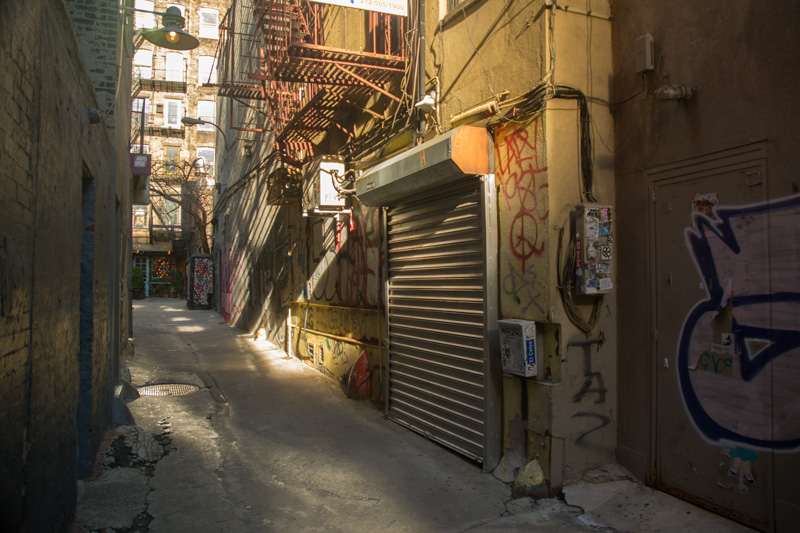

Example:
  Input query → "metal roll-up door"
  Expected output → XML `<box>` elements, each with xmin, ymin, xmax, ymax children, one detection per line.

<box><xmin>386</xmin><ymin>178</ymin><xmax>496</xmax><ymax>464</ymax></box>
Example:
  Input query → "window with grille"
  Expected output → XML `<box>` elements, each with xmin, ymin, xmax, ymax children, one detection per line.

<box><xmin>164</xmin><ymin>99</ymin><xmax>182</xmax><ymax>128</ymax></box>
<box><xmin>132</xmin><ymin>98</ymin><xmax>149</xmax><ymax>129</ymax></box>
<box><xmin>133</xmin><ymin>49</ymin><xmax>153</xmax><ymax>80</ymax></box>
<box><xmin>198</xmin><ymin>9</ymin><xmax>219</xmax><ymax>39</ymax></box>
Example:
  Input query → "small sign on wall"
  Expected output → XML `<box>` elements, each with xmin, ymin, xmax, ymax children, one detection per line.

<box><xmin>130</xmin><ymin>153</ymin><xmax>151</xmax><ymax>176</ymax></box>
<box><xmin>498</xmin><ymin>319</ymin><xmax>538</xmax><ymax>378</ymax></box>
<box><xmin>311</xmin><ymin>0</ymin><xmax>407</xmax><ymax>17</ymax></box>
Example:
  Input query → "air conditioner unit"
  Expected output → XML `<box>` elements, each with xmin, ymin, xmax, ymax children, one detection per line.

<box><xmin>302</xmin><ymin>156</ymin><xmax>346</xmax><ymax>216</ymax></box>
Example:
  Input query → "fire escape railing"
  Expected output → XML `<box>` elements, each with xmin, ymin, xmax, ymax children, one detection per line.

<box><xmin>215</xmin><ymin>0</ymin><xmax>408</xmax><ymax>168</ymax></box>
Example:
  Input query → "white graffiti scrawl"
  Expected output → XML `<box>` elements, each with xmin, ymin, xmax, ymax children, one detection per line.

<box><xmin>678</xmin><ymin>194</ymin><xmax>800</xmax><ymax>451</ymax></box>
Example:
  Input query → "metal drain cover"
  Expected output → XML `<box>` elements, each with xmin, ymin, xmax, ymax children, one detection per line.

<box><xmin>137</xmin><ymin>383</ymin><xmax>200</xmax><ymax>397</ymax></box>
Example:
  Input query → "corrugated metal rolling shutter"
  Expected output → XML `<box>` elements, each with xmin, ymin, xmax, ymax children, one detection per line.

<box><xmin>386</xmin><ymin>179</ymin><xmax>489</xmax><ymax>463</ymax></box>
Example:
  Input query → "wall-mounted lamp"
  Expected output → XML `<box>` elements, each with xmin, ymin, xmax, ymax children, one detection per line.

<box><xmin>121</xmin><ymin>5</ymin><xmax>200</xmax><ymax>50</ymax></box>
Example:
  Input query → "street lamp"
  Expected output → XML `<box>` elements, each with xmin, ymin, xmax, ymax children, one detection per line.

<box><xmin>181</xmin><ymin>117</ymin><xmax>232</xmax><ymax>149</ymax></box>
<box><xmin>121</xmin><ymin>5</ymin><xmax>200</xmax><ymax>50</ymax></box>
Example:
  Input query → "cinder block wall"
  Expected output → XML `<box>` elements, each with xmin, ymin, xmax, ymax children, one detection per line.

<box><xmin>0</xmin><ymin>0</ymin><xmax>121</xmax><ymax>529</ymax></box>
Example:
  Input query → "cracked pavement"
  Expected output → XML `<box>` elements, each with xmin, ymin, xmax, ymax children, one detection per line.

<box><xmin>74</xmin><ymin>298</ymin><xmax>753</xmax><ymax>532</ymax></box>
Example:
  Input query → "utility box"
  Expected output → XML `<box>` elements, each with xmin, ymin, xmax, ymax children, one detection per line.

<box><xmin>575</xmin><ymin>203</ymin><xmax>614</xmax><ymax>295</ymax></box>
<box><xmin>498</xmin><ymin>319</ymin><xmax>538</xmax><ymax>378</ymax></box>
<box><xmin>302</xmin><ymin>156</ymin><xmax>346</xmax><ymax>215</ymax></box>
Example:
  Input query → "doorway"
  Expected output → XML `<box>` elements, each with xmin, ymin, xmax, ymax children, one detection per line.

<box><xmin>648</xmin><ymin>142</ymin><xmax>800</xmax><ymax>531</ymax></box>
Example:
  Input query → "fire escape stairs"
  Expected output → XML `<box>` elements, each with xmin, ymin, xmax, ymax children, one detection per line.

<box><xmin>217</xmin><ymin>0</ymin><xmax>405</xmax><ymax>135</ymax></box>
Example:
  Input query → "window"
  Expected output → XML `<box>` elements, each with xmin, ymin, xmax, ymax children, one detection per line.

<box><xmin>133</xmin><ymin>256</ymin><xmax>148</xmax><ymax>272</ymax></box>
<box><xmin>131</xmin><ymin>144</ymin><xmax>149</xmax><ymax>155</ymax></box>
<box><xmin>165</xmin><ymin>146</ymin><xmax>180</xmax><ymax>173</ymax></box>
<box><xmin>196</xmin><ymin>147</ymin><xmax>215</xmax><ymax>176</ymax></box>
<box><xmin>198</xmin><ymin>56</ymin><xmax>217</xmax><ymax>85</ymax></box>
<box><xmin>153</xmin><ymin>196</ymin><xmax>180</xmax><ymax>227</ymax></box>
<box><xmin>133</xmin><ymin>205</ymin><xmax>148</xmax><ymax>229</ymax></box>
<box><xmin>198</xmin><ymin>9</ymin><xmax>219</xmax><ymax>39</ymax></box>
<box><xmin>166</xmin><ymin>52</ymin><xmax>185</xmax><ymax>82</ymax></box>
<box><xmin>164</xmin><ymin>99</ymin><xmax>182</xmax><ymax>128</ymax></box>
<box><xmin>132</xmin><ymin>98</ymin><xmax>149</xmax><ymax>129</ymax></box>
<box><xmin>197</xmin><ymin>101</ymin><xmax>215</xmax><ymax>131</ymax></box>
<box><xmin>133</xmin><ymin>49</ymin><xmax>153</xmax><ymax>80</ymax></box>
<box><xmin>440</xmin><ymin>0</ymin><xmax>469</xmax><ymax>19</ymax></box>
<box><xmin>134</xmin><ymin>0</ymin><xmax>155</xmax><ymax>29</ymax></box>
<box><xmin>163</xmin><ymin>198</ymin><xmax>180</xmax><ymax>226</ymax></box>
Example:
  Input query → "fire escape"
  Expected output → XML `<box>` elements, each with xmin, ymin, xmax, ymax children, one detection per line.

<box><xmin>215</xmin><ymin>0</ymin><xmax>407</xmax><ymax>202</ymax></box>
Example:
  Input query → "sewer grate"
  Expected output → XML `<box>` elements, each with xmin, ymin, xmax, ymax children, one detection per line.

<box><xmin>137</xmin><ymin>383</ymin><xmax>200</xmax><ymax>397</ymax></box>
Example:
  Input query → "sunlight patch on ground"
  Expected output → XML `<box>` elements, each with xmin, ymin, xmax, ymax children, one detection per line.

<box><xmin>251</xmin><ymin>329</ymin><xmax>307</xmax><ymax>373</ymax></box>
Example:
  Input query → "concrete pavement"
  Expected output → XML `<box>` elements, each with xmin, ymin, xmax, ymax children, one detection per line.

<box><xmin>74</xmin><ymin>298</ymin><xmax>754</xmax><ymax>532</ymax></box>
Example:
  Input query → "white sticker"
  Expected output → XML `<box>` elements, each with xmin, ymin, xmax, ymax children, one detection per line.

<box><xmin>599</xmin><ymin>278</ymin><xmax>613</xmax><ymax>291</ymax></box>
<box><xmin>587</xmin><ymin>217</ymin><xmax>599</xmax><ymax>241</ymax></box>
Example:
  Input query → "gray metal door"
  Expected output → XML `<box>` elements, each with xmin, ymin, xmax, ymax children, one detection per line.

<box><xmin>385</xmin><ymin>177</ymin><xmax>500</xmax><ymax>467</ymax></box>
<box><xmin>647</xmin><ymin>143</ymin><xmax>800</xmax><ymax>531</ymax></box>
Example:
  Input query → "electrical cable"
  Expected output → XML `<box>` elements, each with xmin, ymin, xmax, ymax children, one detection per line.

<box><xmin>557</xmin><ymin>226</ymin><xmax>602</xmax><ymax>334</ymax></box>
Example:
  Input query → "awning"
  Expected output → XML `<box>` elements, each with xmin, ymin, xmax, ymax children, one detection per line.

<box><xmin>355</xmin><ymin>125</ymin><xmax>494</xmax><ymax>206</ymax></box>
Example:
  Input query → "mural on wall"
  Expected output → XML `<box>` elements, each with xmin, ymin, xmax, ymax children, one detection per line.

<box><xmin>191</xmin><ymin>256</ymin><xmax>213</xmax><ymax>308</ymax></box>
<box><xmin>494</xmin><ymin>115</ymin><xmax>549</xmax><ymax>320</ymax></box>
<box><xmin>677</xmin><ymin>194</ymin><xmax>800</xmax><ymax>461</ymax></box>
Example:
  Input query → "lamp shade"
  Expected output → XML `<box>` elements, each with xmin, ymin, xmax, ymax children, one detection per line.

<box><xmin>143</xmin><ymin>26</ymin><xmax>199</xmax><ymax>50</ymax></box>
<box><xmin>143</xmin><ymin>6</ymin><xmax>199</xmax><ymax>51</ymax></box>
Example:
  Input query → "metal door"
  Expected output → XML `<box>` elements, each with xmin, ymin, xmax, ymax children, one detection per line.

<box><xmin>649</xmin><ymin>143</ymin><xmax>800</xmax><ymax>530</ymax></box>
<box><xmin>385</xmin><ymin>177</ymin><xmax>500</xmax><ymax>468</ymax></box>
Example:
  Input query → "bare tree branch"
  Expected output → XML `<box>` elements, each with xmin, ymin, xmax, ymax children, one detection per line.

<box><xmin>149</xmin><ymin>158</ymin><xmax>214</xmax><ymax>255</ymax></box>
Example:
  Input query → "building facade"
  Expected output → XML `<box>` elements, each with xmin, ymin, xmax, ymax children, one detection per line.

<box><xmin>211</xmin><ymin>1</ymin><xmax>799</xmax><ymax>531</ymax></box>
<box><xmin>0</xmin><ymin>0</ymin><xmax>134</xmax><ymax>529</ymax></box>
<box><xmin>130</xmin><ymin>0</ymin><xmax>223</xmax><ymax>298</ymax></box>
<box><xmin>213</xmin><ymin>0</ymin><xmax>615</xmax><ymax>487</ymax></box>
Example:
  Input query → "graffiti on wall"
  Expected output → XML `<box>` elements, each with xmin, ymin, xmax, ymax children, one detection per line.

<box><xmin>568</xmin><ymin>334</ymin><xmax>611</xmax><ymax>448</ymax></box>
<box><xmin>678</xmin><ymin>194</ymin><xmax>800</xmax><ymax>454</ymax></box>
<box><xmin>494</xmin><ymin>116</ymin><xmax>549</xmax><ymax>319</ymax></box>
<box><xmin>495</xmin><ymin>116</ymin><xmax>549</xmax><ymax>270</ymax></box>
<box><xmin>309</xmin><ymin>204</ymin><xmax>382</xmax><ymax>308</ymax></box>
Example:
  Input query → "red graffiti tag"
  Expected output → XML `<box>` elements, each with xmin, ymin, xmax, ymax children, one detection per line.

<box><xmin>495</xmin><ymin>120</ymin><xmax>549</xmax><ymax>270</ymax></box>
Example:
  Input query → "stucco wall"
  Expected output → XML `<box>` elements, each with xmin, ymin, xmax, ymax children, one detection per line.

<box><xmin>438</xmin><ymin>0</ymin><xmax>616</xmax><ymax>487</ymax></box>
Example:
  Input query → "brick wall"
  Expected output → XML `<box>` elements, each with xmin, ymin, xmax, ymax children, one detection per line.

<box><xmin>0</xmin><ymin>0</ymin><xmax>126</xmax><ymax>529</ymax></box>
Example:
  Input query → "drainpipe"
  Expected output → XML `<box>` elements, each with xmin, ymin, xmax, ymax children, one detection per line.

<box><xmin>416</xmin><ymin>0</ymin><xmax>426</xmax><ymax>139</ymax></box>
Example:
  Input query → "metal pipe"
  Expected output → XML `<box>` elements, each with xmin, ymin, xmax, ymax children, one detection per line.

<box><xmin>417</xmin><ymin>0</ymin><xmax>426</xmax><ymax>125</ymax></box>
<box><xmin>450</xmin><ymin>100</ymin><xmax>499</xmax><ymax>125</ymax></box>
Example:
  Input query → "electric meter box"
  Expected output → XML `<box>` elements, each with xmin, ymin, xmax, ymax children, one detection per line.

<box><xmin>302</xmin><ymin>156</ymin><xmax>346</xmax><ymax>214</ymax></box>
<box><xmin>498</xmin><ymin>319</ymin><xmax>538</xmax><ymax>378</ymax></box>
<box><xmin>575</xmin><ymin>203</ymin><xmax>614</xmax><ymax>295</ymax></box>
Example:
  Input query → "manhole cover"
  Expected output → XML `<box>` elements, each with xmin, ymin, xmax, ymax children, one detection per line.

<box><xmin>137</xmin><ymin>383</ymin><xmax>200</xmax><ymax>397</ymax></box>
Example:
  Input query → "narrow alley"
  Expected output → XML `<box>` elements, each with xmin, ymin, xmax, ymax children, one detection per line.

<box><xmin>74</xmin><ymin>299</ymin><xmax>753</xmax><ymax>532</ymax></box>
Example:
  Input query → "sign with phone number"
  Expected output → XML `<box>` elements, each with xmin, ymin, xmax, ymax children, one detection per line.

<box><xmin>311</xmin><ymin>0</ymin><xmax>407</xmax><ymax>17</ymax></box>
